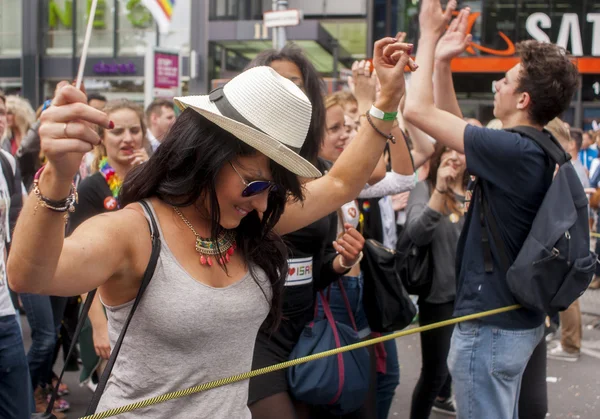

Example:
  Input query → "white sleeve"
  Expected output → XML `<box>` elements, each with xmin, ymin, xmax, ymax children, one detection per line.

<box><xmin>589</xmin><ymin>158</ymin><xmax>599</xmax><ymax>180</ymax></box>
<box><xmin>358</xmin><ymin>171</ymin><xmax>416</xmax><ymax>199</ymax></box>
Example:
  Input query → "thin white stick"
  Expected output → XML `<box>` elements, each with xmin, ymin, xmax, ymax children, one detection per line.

<box><xmin>75</xmin><ymin>0</ymin><xmax>99</xmax><ymax>90</ymax></box>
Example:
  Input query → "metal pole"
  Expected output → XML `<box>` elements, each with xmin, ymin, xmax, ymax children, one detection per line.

<box><xmin>271</xmin><ymin>1</ymin><xmax>278</xmax><ymax>50</ymax></box>
<box><xmin>277</xmin><ymin>1</ymin><xmax>287</xmax><ymax>51</ymax></box>
<box><xmin>22</xmin><ymin>0</ymin><xmax>40</xmax><ymax>105</ymax></box>
<box><xmin>189</xmin><ymin>0</ymin><xmax>210</xmax><ymax>94</ymax></box>
<box><xmin>574</xmin><ymin>75</ymin><xmax>583</xmax><ymax>128</ymax></box>
<box><xmin>332</xmin><ymin>40</ymin><xmax>339</xmax><ymax>93</ymax></box>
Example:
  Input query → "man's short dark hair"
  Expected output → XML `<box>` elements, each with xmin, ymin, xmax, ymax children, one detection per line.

<box><xmin>569</xmin><ymin>128</ymin><xmax>583</xmax><ymax>152</ymax></box>
<box><xmin>516</xmin><ymin>40</ymin><xmax>579</xmax><ymax>126</ymax></box>
<box><xmin>87</xmin><ymin>93</ymin><xmax>107</xmax><ymax>104</ymax></box>
<box><xmin>145</xmin><ymin>98</ymin><xmax>175</xmax><ymax>120</ymax></box>
<box><xmin>0</xmin><ymin>90</ymin><xmax>5</xmax><ymax>105</ymax></box>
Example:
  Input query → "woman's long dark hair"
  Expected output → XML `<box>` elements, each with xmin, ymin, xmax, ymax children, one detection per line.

<box><xmin>120</xmin><ymin>109</ymin><xmax>304</xmax><ymax>331</ymax></box>
<box><xmin>246</xmin><ymin>45</ymin><xmax>326</xmax><ymax>164</ymax></box>
<box><xmin>426</xmin><ymin>143</ymin><xmax>469</xmax><ymax>215</ymax></box>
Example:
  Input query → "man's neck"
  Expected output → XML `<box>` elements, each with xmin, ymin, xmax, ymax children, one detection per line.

<box><xmin>500</xmin><ymin>114</ymin><xmax>543</xmax><ymax>131</ymax></box>
<box><xmin>149</xmin><ymin>127</ymin><xmax>163</xmax><ymax>142</ymax></box>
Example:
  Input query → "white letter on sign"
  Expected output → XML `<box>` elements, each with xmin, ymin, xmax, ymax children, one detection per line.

<box><xmin>588</xmin><ymin>14</ymin><xmax>600</xmax><ymax>56</ymax></box>
<box><xmin>557</xmin><ymin>13</ymin><xmax>583</xmax><ymax>56</ymax></box>
<box><xmin>526</xmin><ymin>13</ymin><xmax>551</xmax><ymax>43</ymax></box>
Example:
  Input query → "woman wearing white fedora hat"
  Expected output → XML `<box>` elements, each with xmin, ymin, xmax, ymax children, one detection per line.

<box><xmin>8</xmin><ymin>36</ymin><xmax>415</xmax><ymax>418</ymax></box>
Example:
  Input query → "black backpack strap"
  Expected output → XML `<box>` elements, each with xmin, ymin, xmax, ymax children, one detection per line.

<box><xmin>477</xmin><ymin>180</ymin><xmax>511</xmax><ymax>274</ymax></box>
<box><xmin>506</xmin><ymin>126</ymin><xmax>571</xmax><ymax>166</ymax></box>
<box><xmin>85</xmin><ymin>199</ymin><xmax>161</xmax><ymax>414</ymax></box>
<box><xmin>44</xmin><ymin>200</ymin><xmax>161</xmax><ymax>416</ymax></box>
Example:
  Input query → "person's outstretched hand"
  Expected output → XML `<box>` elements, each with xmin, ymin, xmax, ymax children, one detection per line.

<box><xmin>419</xmin><ymin>0</ymin><xmax>456</xmax><ymax>40</ymax></box>
<box><xmin>435</xmin><ymin>6</ymin><xmax>472</xmax><ymax>62</ymax></box>
<box><xmin>39</xmin><ymin>82</ymin><xmax>111</xmax><ymax>183</ymax></box>
<box><xmin>352</xmin><ymin>60</ymin><xmax>378</xmax><ymax>114</ymax></box>
<box><xmin>374</xmin><ymin>33</ymin><xmax>417</xmax><ymax>110</ymax></box>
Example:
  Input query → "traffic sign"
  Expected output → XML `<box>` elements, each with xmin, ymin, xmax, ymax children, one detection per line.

<box><xmin>263</xmin><ymin>9</ymin><xmax>302</xmax><ymax>28</ymax></box>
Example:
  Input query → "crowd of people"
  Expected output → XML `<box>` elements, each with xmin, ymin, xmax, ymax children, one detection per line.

<box><xmin>0</xmin><ymin>0</ymin><xmax>597</xmax><ymax>418</ymax></box>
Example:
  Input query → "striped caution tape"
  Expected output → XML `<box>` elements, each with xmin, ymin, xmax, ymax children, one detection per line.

<box><xmin>80</xmin><ymin>304</ymin><xmax>521</xmax><ymax>419</ymax></box>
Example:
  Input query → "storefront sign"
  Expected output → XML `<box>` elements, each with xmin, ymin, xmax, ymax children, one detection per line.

<box><xmin>527</xmin><ymin>13</ymin><xmax>600</xmax><ymax>57</ymax></box>
<box><xmin>145</xmin><ymin>47</ymin><xmax>181</xmax><ymax>107</ymax></box>
<box><xmin>446</xmin><ymin>10</ymin><xmax>600</xmax><ymax>73</ymax></box>
<box><xmin>93</xmin><ymin>61</ymin><xmax>137</xmax><ymax>75</ymax></box>
<box><xmin>154</xmin><ymin>52</ymin><xmax>179</xmax><ymax>90</ymax></box>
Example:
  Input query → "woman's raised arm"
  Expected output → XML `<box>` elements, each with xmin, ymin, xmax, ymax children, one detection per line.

<box><xmin>7</xmin><ymin>83</ymin><xmax>143</xmax><ymax>297</ymax></box>
<box><xmin>276</xmin><ymin>36</ymin><xmax>416</xmax><ymax>236</ymax></box>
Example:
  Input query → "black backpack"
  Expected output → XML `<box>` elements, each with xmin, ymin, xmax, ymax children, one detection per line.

<box><xmin>395</xmin><ymin>183</ymin><xmax>433</xmax><ymax>297</ymax></box>
<box><xmin>480</xmin><ymin>126</ymin><xmax>597</xmax><ymax>314</ymax></box>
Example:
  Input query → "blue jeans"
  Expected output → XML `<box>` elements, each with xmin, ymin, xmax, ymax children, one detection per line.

<box><xmin>317</xmin><ymin>275</ymin><xmax>371</xmax><ymax>339</ymax></box>
<box><xmin>20</xmin><ymin>294</ymin><xmax>66</xmax><ymax>389</ymax></box>
<box><xmin>0</xmin><ymin>315</ymin><xmax>33</xmax><ymax>419</ymax></box>
<box><xmin>377</xmin><ymin>337</ymin><xmax>400</xmax><ymax>419</ymax></box>
<box><xmin>447</xmin><ymin>321</ymin><xmax>544</xmax><ymax>419</ymax></box>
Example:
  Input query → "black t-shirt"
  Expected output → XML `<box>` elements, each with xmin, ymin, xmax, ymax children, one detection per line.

<box><xmin>67</xmin><ymin>172</ymin><xmax>117</xmax><ymax>236</ymax></box>
<box><xmin>280</xmin><ymin>158</ymin><xmax>341</xmax><ymax>316</ymax></box>
<box><xmin>455</xmin><ymin>125</ymin><xmax>553</xmax><ymax>329</ymax></box>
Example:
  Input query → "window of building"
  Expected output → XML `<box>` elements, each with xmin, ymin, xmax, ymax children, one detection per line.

<box><xmin>75</xmin><ymin>0</ymin><xmax>114</xmax><ymax>56</ymax></box>
<box><xmin>210</xmin><ymin>0</ymin><xmax>263</xmax><ymax>21</ymax></box>
<box><xmin>0</xmin><ymin>0</ymin><xmax>22</xmax><ymax>56</ymax></box>
<box><xmin>118</xmin><ymin>0</ymin><xmax>155</xmax><ymax>55</ymax></box>
<box><xmin>45</xmin><ymin>0</ymin><xmax>74</xmax><ymax>55</ymax></box>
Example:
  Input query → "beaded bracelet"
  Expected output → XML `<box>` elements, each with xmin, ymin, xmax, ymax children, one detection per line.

<box><xmin>33</xmin><ymin>165</ymin><xmax>78</xmax><ymax>223</ymax></box>
<box><xmin>365</xmin><ymin>112</ymin><xmax>396</xmax><ymax>144</ymax></box>
<box><xmin>339</xmin><ymin>251</ymin><xmax>364</xmax><ymax>270</ymax></box>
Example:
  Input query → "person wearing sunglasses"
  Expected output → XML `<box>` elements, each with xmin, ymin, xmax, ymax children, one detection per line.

<box><xmin>8</xmin><ymin>36</ymin><xmax>415</xmax><ymax>418</ymax></box>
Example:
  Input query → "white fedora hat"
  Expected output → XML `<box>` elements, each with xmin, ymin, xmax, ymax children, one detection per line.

<box><xmin>174</xmin><ymin>66</ymin><xmax>321</xmax><ymax>178</ymax></box>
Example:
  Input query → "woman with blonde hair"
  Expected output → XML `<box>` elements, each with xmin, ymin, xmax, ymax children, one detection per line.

<box><xmin>2</xmin><ymin>95</ymin><xmax>36</xmax><ymax>156</ymax></box>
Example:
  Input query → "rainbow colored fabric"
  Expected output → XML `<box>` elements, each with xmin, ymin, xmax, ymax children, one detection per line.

<box><xmin>99</xmin><ymin>157</ymin><xmax>122</xmax><ymax>199</ymax></box>
<box><xmin>142</xmin><ymin>0</ymin><xmax>175</xmax><ymax>33</ymax></box>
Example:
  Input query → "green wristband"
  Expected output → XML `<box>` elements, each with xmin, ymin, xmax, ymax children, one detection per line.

<box><xmin>369</xmin><ymin>105</ymin><xmax>398</xmax><ymax>121</ymax></box>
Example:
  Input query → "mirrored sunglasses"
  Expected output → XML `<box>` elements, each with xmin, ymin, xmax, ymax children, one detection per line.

<box><xmin>230</xmin><ymin>162</ymin><xmax>279</xmax><ymax>197</ymax></box>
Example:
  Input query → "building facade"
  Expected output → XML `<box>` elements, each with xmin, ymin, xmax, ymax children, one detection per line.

<box><xmin>0</xmin><ymin>0</ymin><xmax>598</xmax><ymax>128</ymax></box>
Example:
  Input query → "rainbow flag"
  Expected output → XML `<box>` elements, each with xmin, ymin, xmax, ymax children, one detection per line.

<box><xmin>142</xmin><ymin>0</ymin><xmax>175</xmax><ymax>34</ymax></box>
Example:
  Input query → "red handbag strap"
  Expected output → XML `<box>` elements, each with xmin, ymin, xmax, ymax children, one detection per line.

<box><xmin>318</xmin><ymin>291</ymin><xmax>345</xmax><ymax>405</ymax></box>
<box><xmin>337</xmin><ymin>278</ymin><xmax>358</xmax><ymax>332</ymax></box>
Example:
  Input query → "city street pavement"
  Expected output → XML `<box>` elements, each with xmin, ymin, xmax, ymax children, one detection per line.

<box><xmin>21</xmin><ymin>301</ymin><xmax>600</xmax><ymax>418</ymax></box>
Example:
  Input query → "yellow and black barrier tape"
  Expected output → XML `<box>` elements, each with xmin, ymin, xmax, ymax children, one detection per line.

<box><xmin>80</xmin><ymin>304</ymin><xmax>521</xmax><ymax>418</ymax></box>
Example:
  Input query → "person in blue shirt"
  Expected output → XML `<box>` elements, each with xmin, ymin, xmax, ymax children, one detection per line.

<box><xmin>578</xmin><ymin>129</ymin><xmax>597</xmax><ymax>172</ymax></box>
<box><xmin>403</xmin><ymin>1</ymin><xmax>579</xmax><ymax>418</ymax></box>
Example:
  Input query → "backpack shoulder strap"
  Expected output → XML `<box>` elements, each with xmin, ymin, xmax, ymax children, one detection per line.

<box><xmin>46</xmin><ymin>202</ymin><xmax>162</xmax><ymax>416</ymax></box>
<box><xmin>507</xmin><ymin>126</ymin><xmax>571</xmax><ymax>166</ymax></box>
<box><xmin>477</xmin><ymin>180</ymin><xmax>511</xmax><ymax>274</ymax></box>
<box><xmin>85</xmin><ymin>199</ymin><xmax>162</xmax><ymax>414</ymax></box>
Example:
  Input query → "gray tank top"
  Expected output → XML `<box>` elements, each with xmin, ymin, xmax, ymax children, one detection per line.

<box><xmin>97</xmin><ymin>200</ymin><xmax>272</xmax><ymax>418</ymax></box>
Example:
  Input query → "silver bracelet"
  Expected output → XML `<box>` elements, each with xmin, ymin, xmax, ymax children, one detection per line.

<box><xmin>338</xmin><ymin>251</ymin><xmax>364</xmax><ymax>270</ymax></box>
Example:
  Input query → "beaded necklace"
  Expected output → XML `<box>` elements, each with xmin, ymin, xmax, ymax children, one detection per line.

<box><xmin>173</xmin><ymin>206</ymin><xmax>237</xmax><ymax>267</ymax></box>
<box><xmin>99</xmin><ymin>157</ymin><xmax>123</xmax><ymax>199</ymax></box>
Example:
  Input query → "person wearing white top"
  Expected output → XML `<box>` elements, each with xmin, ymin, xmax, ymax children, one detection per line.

<box><xmin>0</xmin><ymin>92</ymin><xmax>32</xmax><ymax>419</ymax></box>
